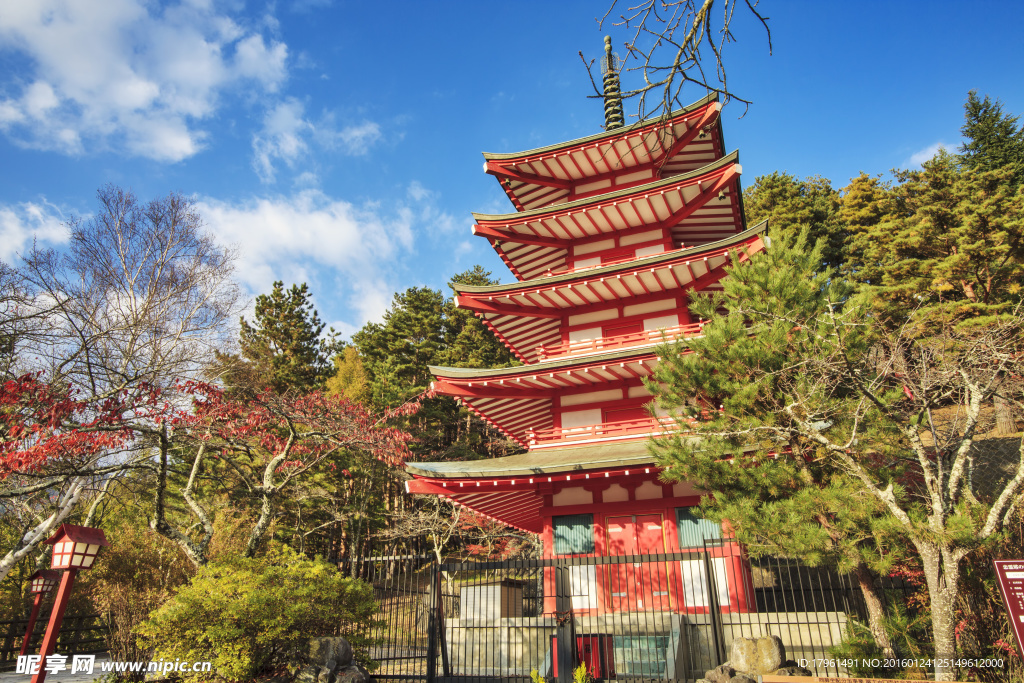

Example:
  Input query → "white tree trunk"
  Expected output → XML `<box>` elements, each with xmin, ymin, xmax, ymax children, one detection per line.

<box><xmin>918</xmin><ymin>542</ymin><xmax>962</xmax><ymax>682</ymax></box>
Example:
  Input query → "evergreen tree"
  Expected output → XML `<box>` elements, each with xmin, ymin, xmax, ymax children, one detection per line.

<box><xmin>743</xmin><ymin>172</ymin><xmax>844</xmax><ymax>270</ymax></box>
<box><xmin>226</xmin><ymin>281</ymin><xmax>331</xmax><ymax>394</ymax></box>
<box><xmin>351</xmin><ymin>267</ymin><xmax>519</xmax><ymax>460</ymax></box>
<box><xmin>650</xmin><ymin>231</ymin><xmax>1024</xmax><ymax>678</ymax></box>
<box><xmin>439</xmin><ymin>266</ymin><xmax>517</xmax><ymax>369</ymax></box>
<box><xmin>959</xmin><ymin>90</ymin><xmax>1024</xmax><ymax>187</ymax></box>
<box><xmin>353</xmin><ymin>286</ymin><xmax>446</xmax><ymax>403</ymax></box>
<box><xmin>847</xmin><ymin>150</ymin><xmax>1024</xmax><ymax>329</ymax></box>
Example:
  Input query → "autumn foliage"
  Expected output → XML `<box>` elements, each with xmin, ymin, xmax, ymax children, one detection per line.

<box><xmin>0</xmin><ymin>373</ymin><xmax>143</xmax><ymax>478</ymax></box>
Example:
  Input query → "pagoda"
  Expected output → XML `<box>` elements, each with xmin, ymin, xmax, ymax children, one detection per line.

<box><xmin>406</xmin><ymin>38</ymin><xmax>766</xmax><ymax>613</ymax></box>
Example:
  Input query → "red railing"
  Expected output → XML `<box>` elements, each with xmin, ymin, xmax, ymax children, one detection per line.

<box><xmin>527</xmin><ymin>415</ymin><xmax>679</xmax><ymax>447</ymax></box>
<box><xmin>536</xmin><ymin>321</ymin><xmax>707</xmax><ymax>360</ymax></box>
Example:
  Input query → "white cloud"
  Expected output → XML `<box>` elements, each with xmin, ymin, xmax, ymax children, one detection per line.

<box><xmin>905</xmin><ymin>141</ymin><xmax>950</xmax><ymax>168</ymax></box>
<box><xmin>252</xmin><ymin>98</ymin><xmax>312</xmax><ymax>182</ymax></box>
<box><xmin>251</xmin><ymin>98</ymin><xmax>382</xmax><ymax>183</ymax></box>
<box><xmin>0</xmin><ymin>200</ymin><xmax>68</xmax><ymax>263</ymax></box>
<box><xmin>0</xmin><ymin>0</ymin><xmax>288</xmax><ymax>161</ymax></box>
<box><xmin>197</xmin><ymin>190</ymin><xmax>415</xmax><ymax>325</ymax></box>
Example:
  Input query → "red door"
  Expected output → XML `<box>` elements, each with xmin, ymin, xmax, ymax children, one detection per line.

<box><xmin>606</xmin><ymin>514</ymin><xmax>670</xmax><ymax>611</ymax></box>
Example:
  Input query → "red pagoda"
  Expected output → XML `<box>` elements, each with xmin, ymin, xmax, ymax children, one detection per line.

<box><xmin>406</xmin><ymin>39</ymin><xmax>766</xmax><ymax>614</ymax></box>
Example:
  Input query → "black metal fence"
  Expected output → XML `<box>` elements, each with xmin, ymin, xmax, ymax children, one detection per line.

<box><xmin>346</xmin><ymin>544</ymin><xmax>914</xmax><ymax>683</ymax></box>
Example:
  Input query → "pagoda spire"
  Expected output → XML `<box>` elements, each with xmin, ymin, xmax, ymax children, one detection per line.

<box><xmin>601</xmin><ymin>36</ymin><xmax>624</xmax><ymax>130</ymax></box>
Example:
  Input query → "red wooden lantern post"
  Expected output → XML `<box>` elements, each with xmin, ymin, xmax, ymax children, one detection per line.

<box><xmin>29</xmin><ymin>524</ymin><xmax>108</xmax><ymax>683</ymax></box>
<box><xmin>20</xmin><ymin>570</ymin><xmax>60</xmax><ymax>656</ymax></box>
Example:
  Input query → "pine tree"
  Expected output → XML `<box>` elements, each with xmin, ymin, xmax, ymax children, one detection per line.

<box><xmin>847</xmin><ymin>150</ymin><xmax>1024</xmax><ymax>329</ymax></box>
<box><xmin>440</xmin><ymin>266</ymin><xmax>517</xmax><ymax>369</ymax></box>
<box><xmin>743</xmin><ymin>172</ymin><xmax>844</xmax><ymax>270</ymax></box>
<box><xmin>650</xmin><ymin>231</ymin><xmax>1024</xmax><ymax>679</ymax></box>
<box><xmin>230</xmin><ymin>281</ymin><xmax>331</xmax><ymax>394</ymax></box>
<box><xmin>959</xmin><ymin>90</ymin><xmax>1024</xmax><ymax>187</ymax></box>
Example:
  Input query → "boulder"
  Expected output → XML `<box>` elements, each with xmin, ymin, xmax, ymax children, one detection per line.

<box><xmin>728</xmin><ymin>635</ymin><xmax>786</xmax><ymax>675</ymax></box>
<box><xmin>308</xmin><ymin>637</ymin><xmax>354</xmax><ymax>668</ymax></box>
<box><xmin>728</xmin><ymin>675</ymin><xmax>757</xmax><ymax>683</ymax></box>
<box><xmin>754</xmin><ymin>635</ymin><xmax>785</xmax><ymax>673</ymax></box>
<box><xmin>295</xmin><ymin>665</ymin><xmax>322</xmax><ymax>683</ymax></box>
<box><xmin>729</xmin><ymin>638</ymin><xmax>757</xmax><ymax>673</ymax></box>
<box><xmin>704</xmin><ymin>664</ymin><xmax>736</xmax><ymax>683</ymax></box>
<box><xmin>335</xmin><ymin>664</ymin><xmax>370</xmax><ymax>683</ymax></box>
<box><xmin>317</xmin><ymin>668</ymin><xmax>333</xmax><ymax>683</ymax></box>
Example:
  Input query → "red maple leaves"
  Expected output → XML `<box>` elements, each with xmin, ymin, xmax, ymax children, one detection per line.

<box><xmin>0</xmin><ymin>374</ymin><xmax>142</xmax><ymax>478</ymax></box>
<box><xmin>2</xmin><ymin>374</ymin><xmax>415</xmax><ymax>480</ymax></box>
<box><xmin>175</xmin><ymin>382</ymin><xmax>414</xmax><ymax>472</ymax></box>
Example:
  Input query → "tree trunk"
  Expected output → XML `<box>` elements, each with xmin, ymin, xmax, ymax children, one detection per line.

<box><xmin>995</xmin><ymin>392</ymin><xmax>1016</xmax><ymax>435</ymax></box>
<box><xmin>852</xmin><ymin>562</ymin><xmax>895</xmax><ymax>658</ymax></box>
<box><xmin>919</xmin><ymin>543</ymin><xmax>962</xmax><ymax>682</ymax></box>
<box><xmin>244</xmin><ymin>491</ymin><xmax>276</xmax><ymax>558</ymax></box>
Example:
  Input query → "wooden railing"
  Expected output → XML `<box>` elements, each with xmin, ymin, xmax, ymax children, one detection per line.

<box><xmin>0</xmin><ymin>613</ymin><xmax>105</xmax><ymax>669</ymax></box>
<box><xmin>536</xmin><ymin>321</ymin><xmax>706</xmax><ymax>360</ymax></box>
<box><xmin>527</xmin><ymin>415</ymin><xmax>678</xmax><ymax>448</ymax></box>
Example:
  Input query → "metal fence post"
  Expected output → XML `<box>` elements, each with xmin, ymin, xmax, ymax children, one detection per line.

<box><xmin>704</xmin><ymin>543</ymin><xmax>728</xmax><ymax>666</ymax></box>
<box><xmin>554</xmin><ymin>563</ymin><xmax>576</xmax><ymax>683</ymax></box>
<box><xmin>426</xmin><ymin>560</ymin><xmax>439</xmax><ymax>683</ymax></box>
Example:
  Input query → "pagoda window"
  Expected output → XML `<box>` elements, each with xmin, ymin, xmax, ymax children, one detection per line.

<box><xmin>676</xmin><ymin>507</ymin><xmax>722</xmax><ymax>549</ymax></box>
<box><xmin>553</xmin><ymin>514</ymin><xmax>595</xmax><ymax>555</ymax></box>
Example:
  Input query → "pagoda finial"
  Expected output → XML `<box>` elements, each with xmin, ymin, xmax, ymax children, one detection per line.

<box><xmin>601</xmin><ymin>36</ymin><xmax>625</xmax><ymax>131</ymax></box>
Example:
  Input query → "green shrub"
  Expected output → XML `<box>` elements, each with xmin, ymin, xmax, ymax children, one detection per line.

<box><xmin>136</xmin><ymin>547</ymin><xmax>380</xmax><ymax>681</ymax></box>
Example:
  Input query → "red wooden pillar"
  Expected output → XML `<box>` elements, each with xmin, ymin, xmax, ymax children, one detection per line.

<box><xmin>30</xmin><ymin>568</ymin><xmax>77</xmax><ymax>683</ymax></box>
<box><xmin>19</xmin><ymin>593</ymin><xmax>45</xmax><ymax>657</ymax></box>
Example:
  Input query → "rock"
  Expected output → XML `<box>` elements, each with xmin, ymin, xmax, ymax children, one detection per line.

<box><xmin>728</xmin><ymin>675</ymin><xmax>757</xmax><ymax>683</ymax></box>
<box><xmin>334</xmin><ymin>640</ymin><xmax>353</xmax><ymax>667</ymax></box>
<box><xmin>335</xmin><ymin>664</ymin><xmax>370</xmax><ymax>683</ymax></box>
<box><xmin>728</xmin><ymin>635</ymin><xmax>786</xmax><ymax>675</ymax></box>
<box><xmin>295</xmin><ymin>665</ymin><xmax>322</xmax><ymax>683</ymax></box>
<box><xmin>755</xmin><ymin>635</ymin><xmax>785</xmax><ymax>673</ymax></box>
<box><xmin>308</xmin><ymin>637</ymin><xmax>353</xmax><ymax>668</ymax></box>
<box><xmin>771</xmin><ymin>665</ymin><xmax>813</xmax><ymax>677</ymax></box>
<box><xmin>729</xmin><ymin>638</ymin><xmax>757</xmax><ymax>673</ymax></box>
<box><xmin>317</xmin><ymin>669</ymin><xmax>333</xmax><ymax>683</ymax></box>
<box><xmin>704</xmin><ymin>664</ymin><xmax>736</xmax><ymax>683</ymax></box>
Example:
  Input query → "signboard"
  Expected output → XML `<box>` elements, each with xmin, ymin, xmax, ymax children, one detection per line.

<box><xmin>993</xmin><ymin>559</ymin><xmax>1024</xmax><ymax>656</ymax></box>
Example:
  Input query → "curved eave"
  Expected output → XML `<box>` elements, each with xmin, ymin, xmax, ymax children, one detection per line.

<box><xmin>474</xmin><ymin>151</ymin><xmax>738</xmax><ymax>225</ymax></box>
<box><xmin>430</xmin><ymin>348</ymin><xmax>664</xmax><ymax>447</ymax></box>
<box><xmin>407</xmin><ymin>440</ymin><xmax>656</xmax><ymax>479</ymax></box>
<box><xmin>431</xmin><ymin>345</ymin><xmax>662</xmax><ymax>382</ymax></box>
<box><xmin>484</xmin><ymin>96</ymin><xmax>724</xmax><ymax>212</ymax></box>
<box><xmin>404</xmin><ymin>442</ymin><xmax>665</xmax><ymax>532</ymax></box>
<box><xmin>482</xmin><ymin>94</ymin><xmax>719</xmax><ymax>163</ymax></box>
<box><xmin>455</xmin><ymin>223</ymin><xmax>765</xmax><ymax>364</ymax></box>
<box><xmin>458</xmin><ymin>220</ymin><xmax>766</xmax><ymax>296</ymax></box>
<box><xmin>475</xmin><ymin>153</ymin><xmax>742</xmax><ymax>281</ymax></box>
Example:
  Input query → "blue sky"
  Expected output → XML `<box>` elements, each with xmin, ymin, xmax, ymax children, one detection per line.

<box><xmin>1</xmin><ymin>1</ymin><xmax>1022</xmax><ymax>339</ymax></box>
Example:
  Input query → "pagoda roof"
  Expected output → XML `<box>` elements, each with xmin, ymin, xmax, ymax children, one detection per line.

<box><xmin>430</xmin><ymin>346</ymin><xmax>667</xmax><ymax>448</ymax></box>
<box><xmin>407</xmin><ymin>439</ymin><xmax>655</xmax><ymax>479</ymax></box>
<box><xmin>474</xmin><ymin>152</ymin><xmax>742</xmax><ymax>281</ymax></box>
<box><xmin>453</xmin><ymin>223</ymin><xmax>767</xmax><ymax>364</ymax></box>
<box><xmin>484</xmin><ymin>94</ymin><xmax>725</xmax><ymax>211</ymax></box>
<box><xmin>405</xmin><ymin>441</ymin><xmax>663</xmax><ymax>533</ymax></box>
